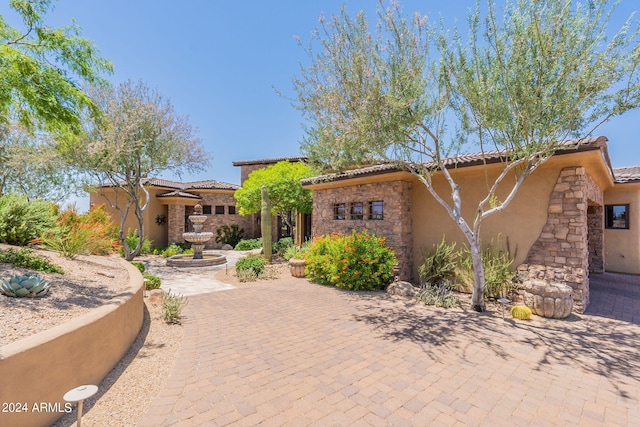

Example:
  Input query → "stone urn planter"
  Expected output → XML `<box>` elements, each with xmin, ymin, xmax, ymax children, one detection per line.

<box><xmin>519</xmin><ymin>280</ymin><xmax>574</xmax><ymax>319</ymax></box>
<box><xmin>289</xmin><ymin>258</ymin><xmax>306</xmax><ymax>278</ymax></box>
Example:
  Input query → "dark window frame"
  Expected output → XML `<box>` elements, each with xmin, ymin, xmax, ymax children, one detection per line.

<box><xmin>333</xmin><ymin>203</ymin><xmax>346</xmax><ymax>220</ymax></box>
<box><xmin>605</xmin><ymin>204</ymin><xmax>629</xmax><ymax>229</ymax></box>
<box><xmin>228</xmin><ymin>205</ymin><xmax>237</xmax><ymax>215</ymax></box>
<box><xmin>369</xmin><ymin>200</ymin><xmax>384</xmax><ymax>220</ymax></box>
<box><xmin>214</xmin><ymin>205</ymin><xmax>225</xmax><ymax>215</ymax></box>
<box><xmin>350</xmin><ymin>202</ymin><xmax>364</xmax><ymax>220</ymax></box>
<box><xmin>202</xmin><ymin>205</ymin><xmax>212</xmax><ymax>215</ymax></box>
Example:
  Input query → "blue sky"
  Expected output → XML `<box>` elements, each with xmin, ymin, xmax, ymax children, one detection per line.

<box><xmin>2</xmin><ymin>1</ymin><xmax>640</xmax><ymax>208</ymax></box>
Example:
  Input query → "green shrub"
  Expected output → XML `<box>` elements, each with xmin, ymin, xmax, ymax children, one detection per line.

<box><xmin>131</xmin><ymin>261</ymin><xmax>146</xmax><ymax>274</ymax></box>
<box><xmin>418</xmin><ymin>236</ymin><xmax>458</xmax><ymax>285</ymax></box>
<box><xmin>274</xmin><ymin>237</ymin><xmax>294</xmax><ymax>254</ymax></box>
<box><xmin>120</xmin><ymin>229</ymin><xmax>152</xmax><ymax>257</ymax></box>
<box><xmin>0</xmin><ymin>194</ymin><xmax>57</xmax><ymax>246</ymax></box>
<box><xmin>0</xmin><ymin>247</ymin><xmax>64</xmax><ymax>274</ymax></box>
<box><xmin>161</xmin><ymin>289</ymin><xmax>188</xmax><ymax>324</ymax></box>
<box><xmin>237</xmin><ymin>268</ymin><xmax>258</xmax><ymax>282</ymax></box>
<box><xmin>511</xmin><ymin>305</ymin><xmax>532</xmax><ymax>320</ymax></box>
<box><xmin>156</xmin><ymin>243</ymin><xmax>193</xmax><ymax>258</ymax></box>
<box><xmin>235</xmin><ymin>255</ymin><xmax>267</xmax><ymax>276</ymax></box>
<box><xmin>215</xmin><ymin>224</ymin><xmax>244</xmax><ymax>248</ymax></box>
<box><xmin>38</xmin><ymin>205</ymin><xmax>120</xmax><ymax>258</ymax></box>
<box><xmin>416</xmin><ymin>283</ymin><xmax>461</xmax><ymax>308</ymax></box>
<box><xmin>143</xmin><ymin>274</ymin><xmax>161</xmax><ymax>290</ymax></box>
<box><xmin>234</xmin><ymin>238</ymin><xmax>262</xmax><ymax>251</ymax></box>
<box><xmin>283</xmin><ymin>240</ymin><xmax>312</xmax><ymax>261</ymax></box>
<box><xmin>459</xmin><ymin>237</ymin><xmax>516</xmax><ymax>299</ymax></box>
<box><xmin>305</xmin><ymin>230</ymin><xmax>397</xmax><ymax>291</ymax></box>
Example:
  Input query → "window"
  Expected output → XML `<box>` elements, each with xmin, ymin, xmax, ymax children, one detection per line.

<box><xmin>228</xmin><ymin>206</ymin><xmax>236</xmax><ymax>215</ymax></box>
<box><xmin>215</xmin><ymin>205</ymin><xmax>225</xmax><ymax>215</ymax></box>
<box><xmin>333</xmin><ymin>203</ymin><xmax>346</xmax><ymax>220</ymax></box>
<box><xmin>605</xmin><ymin>204</ymin><xmax>629</xmax><ymax>229</ymax></box>
<box><xmin>350</xmin><ymin>202</ymin><xmax>364</xmax><ymax>220</ymax></box>
<box><xmin>369</xmin><ymin>201</ymin><xmax>384</xmax><ymax>220</ymax></box>
<box><xmin>202</xmin><ymin>205</ymin><xmax>212</xmax><ymax>215</ymax></box>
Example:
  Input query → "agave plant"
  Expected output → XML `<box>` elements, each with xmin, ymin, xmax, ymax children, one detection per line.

<box><xmin>0</xmin><ymin>274</ymin><xmax>51</xmax><ymax>297</ymax></box>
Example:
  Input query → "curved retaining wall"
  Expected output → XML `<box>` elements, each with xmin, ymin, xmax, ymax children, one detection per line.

<box><xmin>0</xmin><ymin>258</ymin><xmax>144</xmax><ymax>427</ymax></box>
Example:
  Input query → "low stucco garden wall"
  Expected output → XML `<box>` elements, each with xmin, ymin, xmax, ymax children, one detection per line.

<box><xmin>0</xmin><ymin>259</ymin><xmax>144</xmax><ymax>427</ymax></box>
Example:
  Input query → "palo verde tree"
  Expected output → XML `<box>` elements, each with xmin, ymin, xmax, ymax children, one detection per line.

<box><xmin>234</xmin><ymin>160</ymin><xmax>314</xmax><ymax>237</ymax></box>
<box><xmin>0</xmin><ymin>0</ymin><xmax>112</xmax><ymax>133</ymax></box>
<box><xmin>63</xmin><ymin>79</ymin><xmax>210</xmax><ymax>260</ymax></box>
<box><xmin>0</xmin><ymin>123</ymin><xmax>72</xmax><ymax>201</ymax></box>
<box><xmin>294</xmin><ymin>0</ymin><xmax>640</xmax><ymax>311</ymax></box>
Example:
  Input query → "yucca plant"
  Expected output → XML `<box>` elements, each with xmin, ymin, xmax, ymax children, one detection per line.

<box><xmin>0</xmin><ymin>274</ymin><xmax>51</xmax><ymax>297</ymax></box>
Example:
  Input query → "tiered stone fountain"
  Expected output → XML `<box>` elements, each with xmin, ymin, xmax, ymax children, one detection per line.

<box><xmin>166</xmin><ymin>203</ymin><xmax>226</xmax><ymax>267</ymax></box>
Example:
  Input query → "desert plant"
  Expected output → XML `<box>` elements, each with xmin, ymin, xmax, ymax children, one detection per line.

<box><xmin>234</xmin><ymin>238</ymin><xmax>262</xmax><ymax>251</ymax></box>
<box><xmin>0</xmin><ymin>274</ymin><xmax>50</xmax><ymax>297</ymax></box>
<box><xmin>261</xmin><ymin>185</ymin><xmax>273</xmax><ymax>262</ymax></box>
<box><xmin>131</xmin><ymin>261</ymin><xmax>146</xmax><ymax>274</ymax></box>
<box><xmin>39</xmin><ymin>205</ymin><xmax>120</xmax><ymax>258</ymax></box>
<box><xmin>161</xmin><ymin>289</ymin><xmax>188</xmax><ymax>324</ymax></box>
<box><xmin>459</xmin><ymin>237</ymin><xmax>516</xmax><ymax>299</ymax></box>
<box><xmin>511</xmin><ymin>305</ymin><xmax>533</xmax><ymax>320</ymax></box>
<box><xmin>284</xmin><ymin>240</ymin><xmax>312</xmax><ymax>261</ymax></box>
<box><xmin>215</xmin><ymin>224</ymin><xmax>244</xmax><ymax>248</ymax></box>
<box><xmin>235</xmin><ymin>255</ymin><xmax>267</xmax><ymax>276</ymax></box>
<box><xmin>415</xmin><ymin>283</ymin><xmax>461</xmax><ymax>308</ymax></box>
<box><xmin>0</xmin><ymin>194</ymin><xmax>57</xmax><ymax>246</ymax></box>
<box><xmin>0</xmin><ymin>248</ymin><xmax>64</xmax><ymax>274</ymax></box>
<box><xmin>120</xmin><ymin>229</ymin><xmax>152</xmax><ymax>257</ymax></box>
<box><xmin>156</xmin><ymin>243</ymin><xmax>194</xmax><ymax>258</ymax></box>
<box><xmin>305</xmin><ymin>230</ymin><xmax>397</xmax><ymax>291</ymax></box>
<box><xmin>143</xmin><ymin>274</ymin><xmax>161</xmax><ymax>290</ymax></box>
<box><xmin>236</xmin><ymin>268</ymin><xmax>258</xmax><ymax>282</ymax></box>
<box><xmin>274</xmin><ymin>237</ymin><xmax>294</xmax><ymax>255</ymax></box>
<box><xmin>418</xmin><ymin>236</ymin><xmax>458</xmax><ymax>285</ymax></box>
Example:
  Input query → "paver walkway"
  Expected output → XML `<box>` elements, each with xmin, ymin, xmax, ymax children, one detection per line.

<box><xmin>139</xmin><ymin>272</ymin><xmax>640</xmax><ymax>426</ymax></box>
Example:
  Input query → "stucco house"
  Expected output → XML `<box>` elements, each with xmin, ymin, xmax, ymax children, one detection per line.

<box><xmin>91</xmin><ymin>137</ymin><xmax>638</xmax><ymax>313</ymax></box>
<box><xmin>89</xmin><ymin>156</ymin><xmax>308</xmax><ymax>249</ymax></box>
<box><xmin>300</xmin><ymin>136</ymin><xmax>640</xmax><ymax>313</ymax></box>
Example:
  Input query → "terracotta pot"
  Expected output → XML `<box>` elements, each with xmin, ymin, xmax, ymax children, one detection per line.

<box><xmin>289</xmin><ymin>258</ymin><xmax>306</xmax><ymax>278</ymax></box>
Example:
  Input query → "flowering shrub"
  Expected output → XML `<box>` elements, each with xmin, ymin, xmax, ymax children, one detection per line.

<box><xmin>305</xmin><ymin>230</ymin><xmax>397</xmax><ymax>291</ymax></box>
<box><xmin>38</xmin><ymin>204</ymin><xmax>120</xmax><ymax>258</ymax></box>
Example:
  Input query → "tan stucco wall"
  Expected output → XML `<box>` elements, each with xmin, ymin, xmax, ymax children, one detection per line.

<box><xmin>89</xmin><ymin>186</ymin><xmax>170</xmax><ymax>248</ymax></box>
<box><xmin>604</xmin><ymin>182</ymin><xmax>640</xmax><ymax>274</ymax></box>
<box><xmin>410</xmin><ymin>151</ymin><xmax>612</xmax><ymax>280</ymax></box>
<box><xmin>0</xmin><ymin>259</ymin><xmax>144</xmax><ymax>427</ymax></box>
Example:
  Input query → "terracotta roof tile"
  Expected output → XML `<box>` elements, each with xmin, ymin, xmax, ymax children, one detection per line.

<box><xmin>156</xmin><ymin>190</ymin><xmax>202</xmax><ymax>199</ymax></box>
<box><xmin>613</xmin><ymin>166</ymin><xmax>640</xmax><ymax>183</ymax></box>
<box><xmin>302</xmin><ymin>137</ymin><xmax>608</xmax><ymax>185</ymax></box>
<box><xmin>232</xmin><ymin>156</ymin><xmax>307</xmax><ymax>166</ymax></box>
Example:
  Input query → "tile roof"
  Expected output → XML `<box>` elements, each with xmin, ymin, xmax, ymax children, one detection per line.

<box><xmin>613</xmin><ymin>166</ymin><xmax>640</xmax><ymax>183</ymax></box>
<box><xmin>156</xmin><ymin>190</ymin><xmax>202</xmax><ymax>199</ymax></box>
<box><xmin>143</xmin><ymin>178</ymin><xmax>240</xmax><ymax>191</ymax></box>
<box><xmin>301</xmin><ymin>137</ymin><xmax>609</xmax><ymax>185</ymax></box>
<box><xmin>232</xmin><ymin>156</ymin><xmax>308</xmax><ymax>166</ymax></box>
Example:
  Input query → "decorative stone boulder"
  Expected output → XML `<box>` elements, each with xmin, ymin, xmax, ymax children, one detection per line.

<box><xmin>386</xmin><ymin>281</ymin><xmax>418</xmax><ymax>297</ymax></box>
<box><xmin>221</xmin><ymin>244</ymin><xmax>233</xmax><ymax>251</ymax></box>
<box><xmin>519</xmin><ymin>280</ymin><xmax>573</xmax><ymax>319</ymax></box>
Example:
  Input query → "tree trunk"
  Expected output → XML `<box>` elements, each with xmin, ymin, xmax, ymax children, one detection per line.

<box><xmin>261</xmin><ymin>185</ymin><xmax>272</xmax><ymax>263</ymax></box>
<box><xmin>469</xmin><ymin>239</ymin><xmax>486</xmax><ymax>312</ymax></box>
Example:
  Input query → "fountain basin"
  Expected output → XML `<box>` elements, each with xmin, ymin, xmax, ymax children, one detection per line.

<box><xmin>166</xmin><ymin>252</ymin><xmax>227</xmax><ymax>267</ymax></box>
<box><xmin>182</xmin><ymin>232</ymin><xmax>214</xmax><ymax>244</ymax></box>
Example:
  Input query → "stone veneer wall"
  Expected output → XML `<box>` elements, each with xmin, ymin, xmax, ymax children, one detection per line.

<box><xmin>167</xmin><ymin>193</ymin><xmax>253</xmax><ymax>248</ymax></box>
<box><xmin>311</xmin><ymin>180</ymin><xmax>413</xmax><ymax>281</ymax></box>
<box><xmin>519</xmin><ymin>166</ymin><xmax>603</xmax><ymax>313</ymax></box>
<box><xmin>167</xmin><ymin>204</ymin><xmax>186</xmax><ymax>245</ymax></box>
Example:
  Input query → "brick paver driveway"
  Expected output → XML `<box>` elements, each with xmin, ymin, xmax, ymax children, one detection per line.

<box><xmin>140</xmin><ymin>273</ymin><xmax>640</xmax><ymax>426</ymax></box>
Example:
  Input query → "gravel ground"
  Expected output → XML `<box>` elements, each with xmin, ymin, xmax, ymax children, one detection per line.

<box><xmin>0</xmin><ymin>245</ymin><xmax>130</xmax><ymax>346</ymax></box>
